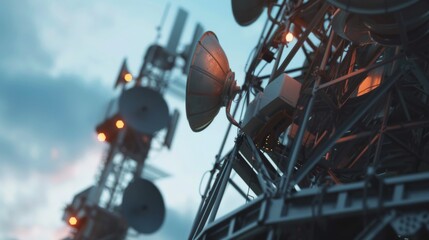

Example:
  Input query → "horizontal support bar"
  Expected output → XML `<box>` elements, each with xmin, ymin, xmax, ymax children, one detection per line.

<box><xmin>195</xmin><ymin>171</ymin><xmax>429</xmax><ymax>240</ymax></box>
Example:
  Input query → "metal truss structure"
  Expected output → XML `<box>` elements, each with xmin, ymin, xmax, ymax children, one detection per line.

<box><xmin>198</xmin><ymin>171</ymin><xmax>429</xmax><ymax>240</ymax></box>
<box><xmin>188</xmin><ymin>1</ymin><xmax>429</xmax><ymax>239</ymax></box>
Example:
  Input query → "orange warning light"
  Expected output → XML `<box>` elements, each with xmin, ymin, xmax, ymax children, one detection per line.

<box><xmin>97</xmin><ymin>132</ymin><xmax>106</xmax><ymax>142</ymax></box>
<box><xmin>68</xmin><ymin>216</ymin><xmax>78</xmax><ymax>226</ymax></box>
<box><xmin>124</xmin><ymin>73</ymin><xmax>133</xmax><ymax>82</ymax></box>
<box><xmin>115</xmin><ymin>120</ymin><xmax>125</xmax><ymax>129</ymax></box>
<box><xmin>285</xmin><ymin>32</ymin><xmax>294</xmax><ymax>43</ymax></box>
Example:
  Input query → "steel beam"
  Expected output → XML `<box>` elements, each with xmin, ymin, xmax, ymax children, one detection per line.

<box><xmin>195</xmin><ymin>171</ymin><xmax>429</xmax><ymax>240</ymax></box>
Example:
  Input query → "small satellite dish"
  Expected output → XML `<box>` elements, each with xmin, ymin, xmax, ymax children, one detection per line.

<box><xmin>231</xmin><ymin>0</ymin><xmax>265</xmax><ymax>26</ymax></box>
<box><xmin>145</xmin><ymin>44</ymin><xmax>175</xmax><ymax>71</ymax></box>
<box><xmin>327</xmin><ymin>0</ymin><xmax>419</xmax><ymax>15</ymax></box>
<box><xmin>119</xmin><ymin>87</ymin><xmax>169</xmax><ymax>135</ymax></box>
<box><xmin>121</xmin><ymin>178</ymin><xmax>165</xmax><ymax>234</ymax></box>
<box><xmin>186</xmin><ymin>31</ymin><xmax>240</xmax><ymax>132</ymax></box>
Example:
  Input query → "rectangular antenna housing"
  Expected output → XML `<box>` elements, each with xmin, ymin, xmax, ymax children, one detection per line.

<box><xmin>166</xmin><ymin>8</ymin><xmax>188</xmax><ymax>54</ymax></box>
<box><xmin>259</xmin><ymin>73</ymin><xmax>301</xmax><ymax>115</ymax></box>
<box><xmin>183</xmin><ymin>23</ymin><xmax>204</xmax><ymax>74</ymax></box>
<box><xmin>164</xmin><ymin>109</ymin><xmax>180</xmax><ymax>149</ymax></box>
<box><xmin>241</xmin><ymin>74</ymin><xmax>302</xmax><ymax>143</ymax></box>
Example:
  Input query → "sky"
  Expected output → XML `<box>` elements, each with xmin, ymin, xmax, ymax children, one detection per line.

<box><xmin>0</xmin><ymin>0</ymin><xmax>266</xmax><ymax>239</ymax></box>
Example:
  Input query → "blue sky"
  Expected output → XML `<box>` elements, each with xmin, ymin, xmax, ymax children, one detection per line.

<box><xmin>0</xmin><ymin>0</ymin><xmax>265</xmax><ymax>239</ymax></box>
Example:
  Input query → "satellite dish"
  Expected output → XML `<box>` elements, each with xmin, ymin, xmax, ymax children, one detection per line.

<box><xmin>186</xmin><ymin>31</ymin><xmax>240</xmax><ymax>132</ymax></box>
<box><xmin>362</xmin><ymin>1</ymin><xmax>429</xmax><ymax>46</ymax></box>
<box><xmin>231</xmin><ymin>0</ymin><xmax>265</xmax><ymax>26</ymax></box>
<box><xmin>119</xmin><ymin>87</ymin><xmax>169</xmax><ymax>135</ymax></box>
<box><xmin>329</xmin><ymin>0</ymin><xmax>429</xmax><ymax>46</ymax></box>
<box><xmin>327</xmin><ymin>0</ymin><xmax>419</xmax><ymax>15</ymax></box>
<box><xmin>121</xmin><ymin>178</ymin><xmax>165</xmax><ymax>234</ymax></box>
<box><xmin>332</xmin><ymin>10</ymin><xmax>373</xmax><ymax>45</ymax></box>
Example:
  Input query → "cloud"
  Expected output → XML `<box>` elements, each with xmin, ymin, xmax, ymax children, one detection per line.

<box><xmin>0</xmin><ymin>71</ymin><xmax>109</xmax><ymax>173</ymax></box>
<box><xmin>0</xmin><ymin>150</ymin><xmax>101</xmax><ymax>240</ymax></box>
<box><xmin>0</xmin><ymin>0</ymin><xmax>111</xmax><ymax>173</ymax></box>
<box><xmin>0</xmin><ymin>1</ymin><xmax>112</xmax><ymax>239</ymax></box>
<box><xmin>0</xmin><ymin>0</ymin><xmax>52</xmax><ymax>73</ymax></box>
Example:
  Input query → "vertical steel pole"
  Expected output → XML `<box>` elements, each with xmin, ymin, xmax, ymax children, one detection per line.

<box><xmin>189</xmin><ymin>136</ymin><xmax>243</xmax><ymax>239</ymax></box>
<box><xmin>188</xmin><ymin>99</ymin><xmax>242</xmax><ymax>239</ymax></box>
<box><xmin>279</xmin><ymin>28</ymin><xmax>335</xmax><ymax>195</ymax></box>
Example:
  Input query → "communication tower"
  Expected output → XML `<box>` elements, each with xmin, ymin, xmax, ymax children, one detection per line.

<box><xmin>62</xmin><ymin>6</ymin><xmax>203</xmax><ymax>239</ymax></box>
<box><xmin>186</xmin><ymin>1</ymin><xmax>429</xmax><ymax>239</ymax></box>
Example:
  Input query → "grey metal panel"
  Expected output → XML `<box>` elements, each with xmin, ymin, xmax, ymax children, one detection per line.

<box><xmin>164</xmin><ymin>109</ymin><xmax>180</xmax><ymax>149</ymax></box>
<box><xmin>241</xmin><ymin>93</ymin><xmax>264</xmax><ymax>137</ymax></box>
<box><xmin>233</xmin><ymin>153</ymin><xmax>263</xmax><ymax>195</ymax></box>
<box><xmin>166</xmin><ymin>8</ymin><xmax>188</xmax><ymax>54</ymax></box>
<box><xmin>260</xmin><ymin>73</ymin><xmax>302</xmax><ymax>115</ymax></box>
<box><xmin>183</xmin><ymin>23</ymin><xmax>204</xmax><ymax>74</ymax></box>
